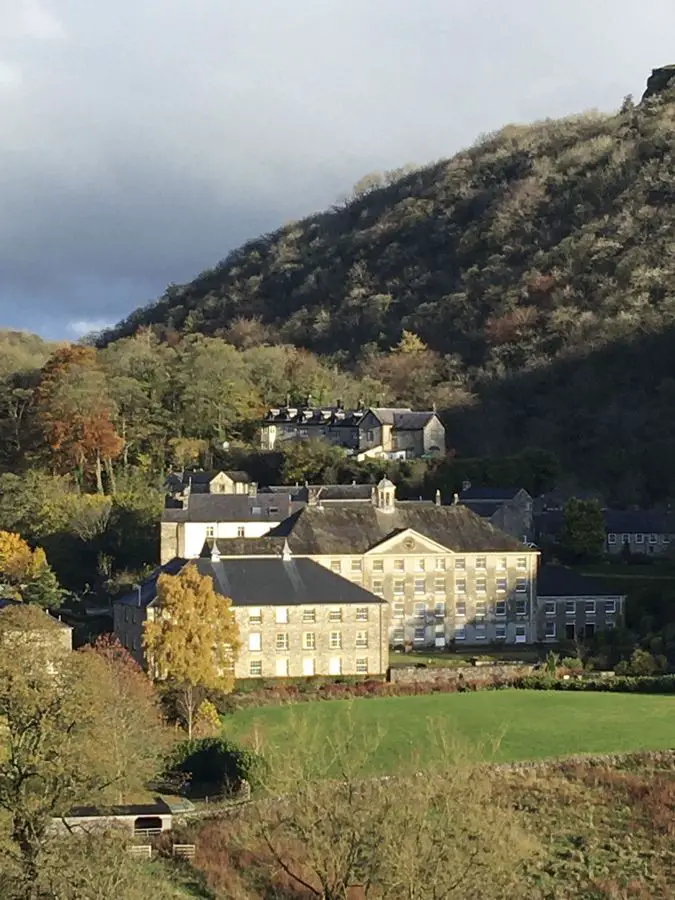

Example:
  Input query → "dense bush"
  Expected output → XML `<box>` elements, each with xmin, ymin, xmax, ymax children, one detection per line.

<box><xmin>164</xmin><ymin>737</ymin><xmax>264</xmax><ymax>796</ymax></box>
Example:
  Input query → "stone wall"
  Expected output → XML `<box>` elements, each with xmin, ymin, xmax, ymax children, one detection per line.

<box><xmin>389</xmin><ymin>663</ymin><xmax>534</xmax><ymax>684</ymax></box>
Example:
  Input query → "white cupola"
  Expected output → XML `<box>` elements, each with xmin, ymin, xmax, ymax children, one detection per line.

<box><xmin>374</xmin><ymin>477</ymin><xmax>396</xmax><ymax>513</ymax></box>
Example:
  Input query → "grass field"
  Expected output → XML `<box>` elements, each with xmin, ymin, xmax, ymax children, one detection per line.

<box><xmin>224</xmin><ymin>691</ymin><xmax>675</xmax><ymax>773</ymax></box>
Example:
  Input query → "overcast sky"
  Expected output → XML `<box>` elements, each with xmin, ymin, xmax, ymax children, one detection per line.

<box><xmin>1</xmin><ymin>0</ymin><xmax>674</xmax><ymax>339</ymax></box>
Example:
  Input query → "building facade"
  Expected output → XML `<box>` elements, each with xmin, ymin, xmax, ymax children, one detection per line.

<box><xmin>161</xmin><ymin>491</ymin><xmax>295</xmax><ymax>564</ymax></box>
<box><xmin>535</xmin><ymin>565</ymin><xmax>625</xmax><ymax>642</ymax></box>
<box><xmin>114</xmin><ymin>556</ymin><xmax>388</xmax><ymax>680</ymax></box>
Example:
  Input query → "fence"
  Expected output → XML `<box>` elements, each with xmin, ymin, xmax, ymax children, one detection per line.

<box><xmin>172</xmin><ymin>843</ymin><xmax>196</xmax><ymax>860</ymax></box>
<box><xmin>128</xmin><ymin>845</ymin><xmax>152</xmax><ymax>859</ymax></box>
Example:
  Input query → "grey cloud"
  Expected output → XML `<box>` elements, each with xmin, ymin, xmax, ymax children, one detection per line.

<box><xmin>1</xmin><ymin>0</ymin><xmax>674</xmax><ymax>338</ymax></box>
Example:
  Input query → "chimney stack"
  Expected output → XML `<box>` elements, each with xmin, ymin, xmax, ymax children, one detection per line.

<box><xmin>435</xmin><ymin>489</ymin><xmax>441</xmax><ymax>507</ymax></box>
<box><xmin>453</xmin><ymin>492</ymin><xmax>459</xmax><ymax>505</ymax></box>
<box><xmin>211</xmin><ymin>542</ymin><xmax>221</xmax><ymax>562</ymax></box>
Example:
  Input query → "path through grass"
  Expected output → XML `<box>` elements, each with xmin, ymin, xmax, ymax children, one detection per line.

<box><xmin>224</xmin><ymin>691</ymin><xmax>675</xmax><ymax>774</ymax></box>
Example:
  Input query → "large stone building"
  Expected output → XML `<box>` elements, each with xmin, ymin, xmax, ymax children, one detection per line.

<box><xmin>114</xmin><ymin>556</ymin><xmax>388</xmax><ymax>680</ymax></box>
<box><xmin>210</xmin><ymin>479</ymin><xmax>541</xmax><ymax>647</ymax></box>
<box><xmin>260</xmin><ymin>402</ymin><xmax>445</xmax><ymax>460</ymax></box>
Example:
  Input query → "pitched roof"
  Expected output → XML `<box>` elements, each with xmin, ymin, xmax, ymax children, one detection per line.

<box><xmin>460</xmin><ymin>500</ymin><xmax>503</xmax><ymax>518</ymax></box>
<box><xmin>537</xmin><ymin>565</ymin><xmax>625</xmax><ymax>599</ymax></box>
<box><xmin>162</xmin><ymin>493</ymin><xmax>291</xmax><ymax>523</ymax></box>
<box><xmin>117</xmin><ymin>557</ymin><xmax>384</xmax><ymax>609</ymax></box>
<box><xmin>536</xmin><ymin>508</ymin><xmax>675</xmax><ymax>536</ymax></box>
<box><xmin>205</xmin><ymin>537</ymin><xmax>287</xmax><ymax>557</ymax></box>
<box><xmin>604</xmin><ymin>509</ymin><xmax>675</xmax><ymax>534</ymax></box>
<box><xmin>261</xmin><ymin>484</ymin><xmax>374</xmax><ymax>502</ymax></box>
<box><xmin>459</xmin><ymin>487</ymin><xmax>525</xmax><ymax>502</ymax></box>
<box><xmin>264</xmin><ymin>502</ymin><xmax>525</xmax><ymax>555</ymax></box>
<box><xmin>67</xmin><ymin>799</ymin><xmax>173</xmax><ymax>819</ymax></box>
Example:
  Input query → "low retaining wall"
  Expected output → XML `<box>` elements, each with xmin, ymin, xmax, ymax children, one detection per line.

<box><xmin>390</xmin><ymin>664</ymin><xmax>535</xmax><ymax>684</ymax></box>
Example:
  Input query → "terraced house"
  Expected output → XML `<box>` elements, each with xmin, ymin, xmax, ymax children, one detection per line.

<box><xmin>211</xmin><ymin>479</ymin><xmax>541</xmax><ymax>648</ymax></box>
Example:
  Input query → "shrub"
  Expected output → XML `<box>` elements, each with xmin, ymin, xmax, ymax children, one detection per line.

<box><xmin>560</xmin><ymin>656</ymin><xmax>584</xmax><ymax>671</ymax></box>
<box><xmin>165</xmin><ymin>737</ymin><xmax>264</xmax><ymax>796</ymax></box>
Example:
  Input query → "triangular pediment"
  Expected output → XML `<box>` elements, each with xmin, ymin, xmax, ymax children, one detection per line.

<box><xmin>364</xmin><ymin>528</ymin><xmax>452</xmax><ymax>556</ymax></box>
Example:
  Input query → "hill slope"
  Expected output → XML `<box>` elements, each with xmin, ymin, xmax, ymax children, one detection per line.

<box><xmin>104</xmin><ymin>72</ymin><xmax>675</xmax><ymax>368</ymax></box>
<box><xmin>101</xmin><ymin>69</ymin><xmax>675</xmax><ymax>503</ymax></box>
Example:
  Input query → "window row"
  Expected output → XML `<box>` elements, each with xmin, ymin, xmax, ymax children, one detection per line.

<box><xmin>387</xmin><ymin>577</ymin><xmax>529</xmax><ymax>595</ymax></box>
<box><xmin>392</xmin><ymin>624</ymin><xmax>528</xmax><ymax>644</ymax></box>
<box><xmin>249</xmin><ymin>631</ymin><xmax>370</xmax><ymax>652</ymax></box>
<box><xmin>607</xmin><ymin>533</ymin><xmax>668</xmax><ymax>545</ymax></box>
<box><xmin>206</xmin><ymin>525</ymin><xmax>247</xmax><ymax>538</ymax></box>
<box><xmin>391</xmin><ymin>599</ymin><xmax>528</xmax><ymax>618</ymax></box>
<box><xmin>247</xmin><ymin>607</ymin><xmax>370</xmax><ymax>624</ymax></box>
<box><xmin>544</xmin><ymin>599</ymin><xmax>617</xmax><ymax>616</ymax></box>
<box><xmin>330</xmin><ymin>556</ymin><xmax>530</xmax><ymax>574</ymax></box>
<box><xmin>249</xmin><ymin>657</ymin><xmax>370</xmax><ymax>677</ymax></box>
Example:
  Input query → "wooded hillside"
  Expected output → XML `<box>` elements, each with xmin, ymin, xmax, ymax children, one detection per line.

<box><xmin>93</xmin><ymin>74</ymin><xmax>675</xmax><ymax>502</ymax></box>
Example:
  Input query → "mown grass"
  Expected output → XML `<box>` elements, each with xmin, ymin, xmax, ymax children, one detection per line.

<box><xmin>224</xmin><ymin>691</ymin><xmax>675</xmax><ymax>773</ymax></box>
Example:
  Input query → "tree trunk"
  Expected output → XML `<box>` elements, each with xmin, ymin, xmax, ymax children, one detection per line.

<box><xmin>185</xmin><ymin>684</ymin><xmax>194</xmax><ymax>740</ymax></box>
<box><xmin>95</xmin><ymin>451</ymin><xmax>104</xmax><ymax>494</ymax></box>
<box><xmin>105</xmin><ymin>457</ymin><xmax>117</xmax><ymax>494</ymax></box>
<box><xmin>12</xmin><ymin>816</ymin><xmax>42</xmax><ymax>900</ymax></box>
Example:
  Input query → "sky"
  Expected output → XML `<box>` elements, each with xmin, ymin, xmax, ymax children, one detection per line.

<box><xmin>1</xmin><ymin>0</ymin><xmax>675</xmax><ymax>340</ymax></box>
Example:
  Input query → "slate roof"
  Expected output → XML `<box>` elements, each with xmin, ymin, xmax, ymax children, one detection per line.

<box><xmin>195</xmin><ymin>557</ymin><xmax>385</xmax><ymax>607</ymax></box>
<box><xmin>67</xmin><ymin>799</ymin><xmax>173</xmax><ymax>818</ymax></box>
<box><xmin>604</xmin><ymin>509</ymin><xmax>675</xmax><ymax>534</ymax></box>
<box><xmin>162</xmin><ymin>493</ymin><xmax>291</xmax><ymax>523</ymax></box>
<box><xmin>536</xmin><ymin>509</ymin><xmax>675</xmax><ymax>537</ymax></box>
<box><xmin>460</xmin><ymin>500</ymin><xmax>503</xmax><ymax>518</ymax></box>
<box><xmin>117</xmin><ymin>557</ymin><xmax>384</xmax><ymax>609</ymax></box>
<box><xmin>459</xmin><ymin>487</ymin><xmax>525</xmax><ymax>502</ymax></box>
<box><xmin>263</xmin><ymin>502</ymin><xmax>525</xmax><ymax>555</ymax></box>
<box><xmin>263</xmin><ymin>406</ymin><xmax>439</xmax><ymax>432</ymax></box>
<box><xmin>204</xmin><ymin>537</ymin><xmax>287</xmax><ymax>557</ymax></box>
<box><xmin>262</xmin><ymin>483</ymin><xmax>374</xmax><ymax>503</ymax></box>
<box><xmin>537</xmin><ymin>565</ymin><xmax>625</xmax><ymax>599</ymax></box>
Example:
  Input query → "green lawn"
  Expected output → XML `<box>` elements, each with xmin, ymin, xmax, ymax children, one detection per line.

<box><xmin>224</xmin><ymin>691</ymin><xmax>675</xmax><ymax>773</ymax></box>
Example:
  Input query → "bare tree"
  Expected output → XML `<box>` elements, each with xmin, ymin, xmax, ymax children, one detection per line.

<box><xmin>234</xmin><ymin>708</ymin><xmax>537</xmax><ymax>900</ymax></box>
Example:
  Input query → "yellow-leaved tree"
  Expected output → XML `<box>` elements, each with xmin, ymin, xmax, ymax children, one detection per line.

<box><xmin>0</xmin><ymin>531</ymin><xmax>62</xmax><ymax>608</ymax></box>
<box><xmin>143</xmin><ymin>565</ymin><xmax>240</xmax><ymax>738</ymax></box>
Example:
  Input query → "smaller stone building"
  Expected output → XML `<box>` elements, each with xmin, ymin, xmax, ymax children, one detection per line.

<box><xmin>459</xmin><ymin>485</ymin><xmax>533</xmax><ymax>543</ymax></box>
<box><xmin>535</xmin><ymin>565</ymin><xmax>625</xmax><ymax>643</ymax></box>
<box><xmin>114</xmin><ymin>555</ymin><xmax>388</xmax><ymax>680</ymax></box>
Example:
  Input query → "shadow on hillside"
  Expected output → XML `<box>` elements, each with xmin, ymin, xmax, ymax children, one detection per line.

<box><xmin>445</xmin><ymin>325</ymin><xmax>675</xmax><ymax>505</ymax></box>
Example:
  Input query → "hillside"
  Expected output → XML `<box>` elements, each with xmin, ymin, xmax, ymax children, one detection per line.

<box><xmin>98</xmin><ymin>69</ymin><xmax>675</xmax><ymax>500</ymax></box>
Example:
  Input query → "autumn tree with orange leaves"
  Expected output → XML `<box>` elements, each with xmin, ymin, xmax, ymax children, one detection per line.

<box><xmin>36</xmin><ymin>346</ymin><xmax>123</xmax><ymax>493</ymax></box>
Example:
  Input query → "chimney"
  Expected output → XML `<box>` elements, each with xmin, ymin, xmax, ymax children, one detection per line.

<box><xmin>432</xmin><ymin>401</ymin><xmax>437</xmax><ymax>413</ymax></box>
<box><xmin>211</xmin><ymin>543</ymin><xmax>221</xmax><ymax>562</ymax></box>
<box><xmin>435</xmin><ymin>489</ymin><xmax>441</xmax><ymax>507</ymax></box>
<box><xmin>282</xmin><ymin>539</ymin><xmax>292</xmax><ymax>562</ymax></box>
<box><xmin>453</xmin><ymin>492</ymin><xmax>459</xmax><ymax>505</ymax></box>
<box><xmin>307</xmin><ymin>393</ymin><xmax>313</xmax><ymax>408</ymax></box>
<box><xmin>248</xmin><ymin>481</ymin><xmax>258</xmax><ymax>498</ymax></box>
<box><xmin>336</xmin><ymin>398</ymin><xmax>343</xmax><ymax>410</ymax></box>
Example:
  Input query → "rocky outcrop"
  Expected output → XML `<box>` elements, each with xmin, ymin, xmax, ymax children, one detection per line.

<box><xmin>642</xmin><ymin>65</ymin><xmax>675</xmax><ymax>100</ymax></box>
